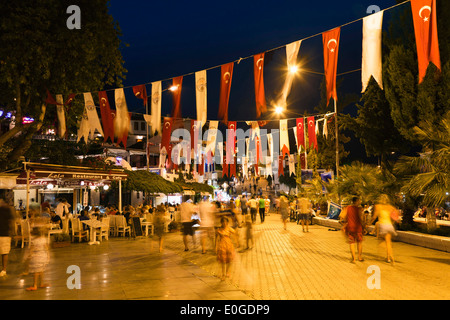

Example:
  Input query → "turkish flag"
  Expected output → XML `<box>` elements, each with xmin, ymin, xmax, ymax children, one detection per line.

<box><xmin>307</xmin><ymin>116</ymin><xmax>318</xmax><ymax>151</ymax></box>
<box><xmin>411</xmin><ymin>0</ymin><xmax>441</xmax><ymax>83</ymax></box>
<box><xmin>254</xmin><ymin>53</ymin><xmax>267</xmax><ymax>118</ymax></box>
<box><xmin>223</xmin><ymin>156</ymin><xmax>228</xmax><ymax>178</ymax></box>
<box><xmin>198</xmin><ymin>155</ymin><xmax>204</xmax><ymax>176</ymax></box>
<box><xmin>226</xmin><ymin>121</ymin><xmax>237</xmax><ymax>165</ymax></box>
<box><xmin>161</xmin><ymin>117</ymin><xmax>173</xmax><ymax>156</ymax></box>
<box><xmin>98</xmin><ymin>91</ymin><xmax>114</xmax><ymax>143</ymax></box>
<box><xmin>229</xmin><ymin>156</ymin><xmax>236</xmax><ymax>178</ymax></box>
<box><xmin>133</xmin><ymin>85</ymin><xmax>148</xmax><ymax>106</ymax></box>
<box><xmin>171</xmin><ymin>76</ymin><xmax>183</xmax><ymax>121</ymax></box>
<box><xmin>323</xmin><ymin>27</ymin><xmax>340</xmax><ymax>104</ymax></box>
<box><xmin>278</xmin><ymin>156</ymin><xmax>284</xmax><ymax>177</ymax></box>
<box><xmin>296</xmin><ymin>118</ymin><xmax>305</xmax><ymax>151</ymax></box>
<box><xmin>218</xmin><ymin>62</ymin><xmax>234</xmax><ymax>124</ymax></box>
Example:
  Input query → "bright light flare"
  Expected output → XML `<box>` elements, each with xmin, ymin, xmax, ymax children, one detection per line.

<box><xmin>275</xmin><ymin>106</ymin><xmax>284</xmax><ymax>114</ymax></box>
<box><xmin>289</xmin><ymin>65</ymin><xmax>299</xmax><ymax>74</ymax></box>
<box><xmin>169</xmin><ymin>85</ymin><xmax>179</xmax><ymax>92</ymax></box>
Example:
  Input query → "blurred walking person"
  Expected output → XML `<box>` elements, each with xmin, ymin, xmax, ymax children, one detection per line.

<box><xmin>279</xmin><ymin>195</ymin><xmax>289</xmax><ymax>230</ymax></box>
<box><xmin>340</xmin><ymin>196</ymin><xmax>364</xmax><ymax>263</ymax></box>
<box><xmin>298</xmin><ymin>194</ymin><xmax>312</xmax><ymax>232</ymax></box>
<box><xmin>199</xmin><ymin>198</ymin><xmax>216</xmax><ymax>254</ymax></box>
<box><xmin>152</xmin><ymin>205</ymin><xmax>166</xmax><ymax>253</ymax></box>
<box><xmin>180</xmin><ymin>196</ymin><xmax>196</xmax><ymax>251</ymax></box>
<box><xmin>371</xmin><ymin>195</ymin><xmax>401</xmax><ymax>264</ymax></box>
<box><xmin>248</xmin><ymin>195</ymin><xmax>258</xmax><ymax>223</ymax></box>
<box><xmin>216</xmin><ymin>216</ymin><xmax>236</xmax><ymax>280</ymax></box>
<box><xmin>25</xmin><ymin>226</ymin><xmax>50</xmax><ymax>290</ymax></box>
<box><xmin>0</xmin><ymin>199</ymin><xmax>15</xmax><ymax>278</ymax></box>
<box><xmin>258</xmin><ymin>196</ymin><xmax>266</xmax><ymax>223</ymax></box>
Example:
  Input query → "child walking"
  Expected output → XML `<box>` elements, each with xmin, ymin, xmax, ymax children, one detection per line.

<box><xmin>215</xmin><ymin>216</ymin><xmax>236</xmax><ymax>281</ymax></box>
<box><xmin>26</xmin><ymin>226</ymin><xmax>50</xmax><ymax>291</ymax></box>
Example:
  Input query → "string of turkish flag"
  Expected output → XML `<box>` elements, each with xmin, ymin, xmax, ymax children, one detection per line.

<box><xmin>46</xmin><ymin>0</ymin><xmax>440</xmax><ymax>159</ymax></box>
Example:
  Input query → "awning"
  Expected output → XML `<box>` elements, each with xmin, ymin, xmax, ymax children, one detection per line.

<box><xmin>16</xmin><ymin>162</ymin><xmax>127</xmax><ymax>188</ymax></box>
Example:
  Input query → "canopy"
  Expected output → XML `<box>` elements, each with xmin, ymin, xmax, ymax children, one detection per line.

<box><xmin>120</xmin><ymin>170</ymin><xmax>183</xmax><ymax>194</ymax></box>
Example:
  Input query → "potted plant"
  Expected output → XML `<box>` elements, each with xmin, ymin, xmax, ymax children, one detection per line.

<box><xmin>52</xmin><ymin>233</ymin><xmax>71</xmax><ymax>248</ymax></box>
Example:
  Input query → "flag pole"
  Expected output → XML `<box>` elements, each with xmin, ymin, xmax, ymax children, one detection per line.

<box><xmin>334</xmin><ymin>98</ymin><xmax>339</xmax><ymax>179</ymax></box>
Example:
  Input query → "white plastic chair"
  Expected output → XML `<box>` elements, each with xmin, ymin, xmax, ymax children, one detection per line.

<box><xmin>96</xmin><ymin>217</ymin><xmax>110</xmax><ymax>242</ymax></box>
<box><xmin>71</xmin><ymin>218</ymin><xmax>89</xmax><ymax>242</ymax></box>
<box><xmin>116</xmin><ymin>216</ymin><xmax>130</xmax><ymax>237</ymax></box>
<box><xmin>19</xmin><ymin>220</ymin><xmax>31</xmax><ymax>248</ymax></box>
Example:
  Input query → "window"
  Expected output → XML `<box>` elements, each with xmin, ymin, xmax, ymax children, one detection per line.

<box><xmin>134</xmin><ymin>122</ymin><xmax>139</xmax><ymax>131</ymax></box>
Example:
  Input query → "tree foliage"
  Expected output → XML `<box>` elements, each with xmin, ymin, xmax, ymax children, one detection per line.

<box><xmin>0</xmin><ymin>0</ymin><xmax>126</xmax><ymax>168</ymax></box>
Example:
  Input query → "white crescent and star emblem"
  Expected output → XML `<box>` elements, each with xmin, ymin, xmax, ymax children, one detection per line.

<box><xmin>309</xmin><ymin>120</ymin><xmax>314</xmax><ymax>127</ymax></box>
<box><xmin>223</xmin><ymin>72</ymin><xmax>231</xmax><ymax>84</ymax></box>
<box><xmin>165</xmin><ymin>122</ymin><xmax>170</xmax><ymax>129</ymax></box>
<box><xmin>298</xmin><ymin>123</ymin><xmax>302</xmax><ymax>130</ymax></box>
<box><xmin>419</xmin><ymin>5</ymin><xmax>431</xmax><ymax>22</ymax></box>
<box><xmin>256</xmin><ymin>58</ymin><xmax>264</xmax><ymax>70</ymax></box>
<box><xmin>229</xmin><ymin>124</ymin><xmax>235</xmax><ymax>130</ymax></box>
<box><xmin>327</xmin><ymin>39</ymin><xmax>337</xmax><ymax>52</ymax></box>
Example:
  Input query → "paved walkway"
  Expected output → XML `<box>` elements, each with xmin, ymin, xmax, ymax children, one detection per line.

<box><xmin>1</xmin><ymin>213</ymin><xmax>449</xmax><ymax>300</ymax></box>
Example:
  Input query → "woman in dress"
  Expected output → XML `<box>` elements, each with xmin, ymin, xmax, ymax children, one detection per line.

<box><xmin>26</xmin><ymin>226</ymin><xmax>50</xmax><ymax>291</ymax></box>
<box><xmin>371</xmin><ymin>194</ymin><xmax>401</xmax><ymax>264</ymax></box>
<box><xmin>152</xmin><ymin>205</ymin><xmax>166</xmax><ymax>253</ymax></box>
<box><xmin>215</xmin><ymin>216</ymin><xmax>236</xmax><ymax>280</ymax></box>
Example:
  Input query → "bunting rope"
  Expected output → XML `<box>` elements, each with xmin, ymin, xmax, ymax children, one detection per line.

<box><xmin>66</xmin><ymin>0</ymin><xmax>410</xmax><ymax>97</ymax></box>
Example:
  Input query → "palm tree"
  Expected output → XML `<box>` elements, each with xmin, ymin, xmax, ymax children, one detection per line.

<box><xmin>394</xmin><ymin>112</ymin><xmax>450</xmax><ymax>231</ymax></box>
<box><xmin>326</xmin><ymin>161</ymin><xmax>398</xmax><ymax>205</ymax></box>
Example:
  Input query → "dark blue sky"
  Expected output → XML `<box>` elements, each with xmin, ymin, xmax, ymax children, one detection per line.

<box><xmin>107</xmin><ymin>0</ymin><xmax>402</xmax><ymax>122</ymax></box>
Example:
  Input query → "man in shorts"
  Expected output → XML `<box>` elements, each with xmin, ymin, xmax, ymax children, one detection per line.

<box><xmin>180</xmin><ymin>197</ymin><xmax>196</xmax><ymax>251</ymax></box>
<box><xmin>297</xmin><ymin>194</ymin><xmax>312</xmax><ymax>232</ymax></box>
<box><xmin>0</xmin><ymin>199</ymin><xmax>15</xmax><ymax>277</ymax></box>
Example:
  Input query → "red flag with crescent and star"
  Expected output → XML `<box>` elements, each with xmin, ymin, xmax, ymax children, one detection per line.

<box><xmin>222</xmin><ymin>156</ymin><xmax>228</xmax><ymax>178</ymax></box>
<box><xmin>226</xmin><ymin>121</ymin><xmax>237</xmax><ymax>165</ymax></box>
<box><xmin>411</xmin><ymin>0</ymin><xmax>441</xmax><ymax>83</ymax></box>
<box><xmin>218</xmin><ymin>62</ymin><xmax>234</xmax><ymax>124</ymax></box>
<box><xmin>253</xmin><ymin>53</ymin><xmax>267</xmax><ymax>118</ymax></box>
<box><xmin>307</xmin><ymin>116</ymin><xmax>318</xmax><ymax>151</ymax></box>
<box><xmin>161</xmin><ymin>117</ymin><xmax>173</xmax><ymax>156</ymax></box>
<box><xmin>296</xmin><ymin>118</ymin><xmax>305</xmax><ymax>151</ymax></box>
<box><xmin>98</xmin><ymin>91</ymin><xmax>114</xmax><ymax>144</ymax></box>
<box><xmin>323</xmin><ymin>27</ymin><xmax>340</xmax><ymax>104</ymax></box>
<box><xmin>133</xmin><ymin>85</ymin><xmax>148</xmax><ymax>106</ymax></box>
<box><xmin>278</xmin><ymin>155</ymin><xmax>284</xmax><ymax>177</ymax></box>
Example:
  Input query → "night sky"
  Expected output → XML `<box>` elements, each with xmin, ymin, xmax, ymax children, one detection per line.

<box><xmin>107</xmin><ymin>0</ymin><xmax>402</xmax><ymax>118</ymax></box>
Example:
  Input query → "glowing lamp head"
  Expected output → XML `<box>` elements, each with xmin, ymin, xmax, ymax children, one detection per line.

<box><xmin>169</xmin><ymin>85</ymin><xmax>179</xmax><ymax>92</ymax></box>
<box><xmin>289</xmin><ymin>65</ymin><xmax>299</xmax><ymax>74</ymax></box>
<box><xmin>275</xmin><ymin>106</ymin><xmax>284</xmax><ymax>114</ymax></box>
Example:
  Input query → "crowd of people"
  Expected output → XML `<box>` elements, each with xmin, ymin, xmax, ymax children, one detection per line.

<box><xmin>1</xmin><ymin>186</ymin><xmax>449</xmax><ymax>289</ymax></box>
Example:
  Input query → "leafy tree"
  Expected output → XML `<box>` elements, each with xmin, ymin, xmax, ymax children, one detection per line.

<box><xmin>383</xmin><ymin>0</ymin><xmax>450</xmax><ymax>144</ymax></box>
<box><xmin>340</xmin><ymin>77</ymin><xmax>410</xmax><ymax>171</ymax></box>
<box><xmin>313</xmin><ymin>78</ymin><xmax>353</xmax><ymax>173</ymax></box>
<box><xmin>0</xmin><ymin>0</ymin><xmax>126</xmax><ymax>169</ymax></box>
<box><xmin>394</xmin><ymin>112</ymin><xmax>450</xmax><ymax>231</ymax></box>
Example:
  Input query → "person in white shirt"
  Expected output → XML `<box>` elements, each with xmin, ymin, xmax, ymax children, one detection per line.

<box><xmin>179</xmin><ymin>197</ymin><xmax>195</xmax><ymax>251</ymax></box>
<box><xmin>55</xmin><ymin>199</ymin><xmax>70</xmax><ymax>218</ymax></box>
<box><xmin>198</xmin><ymin>199</ymin><xmax>216</xmax><ymax>254</ymax></box>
